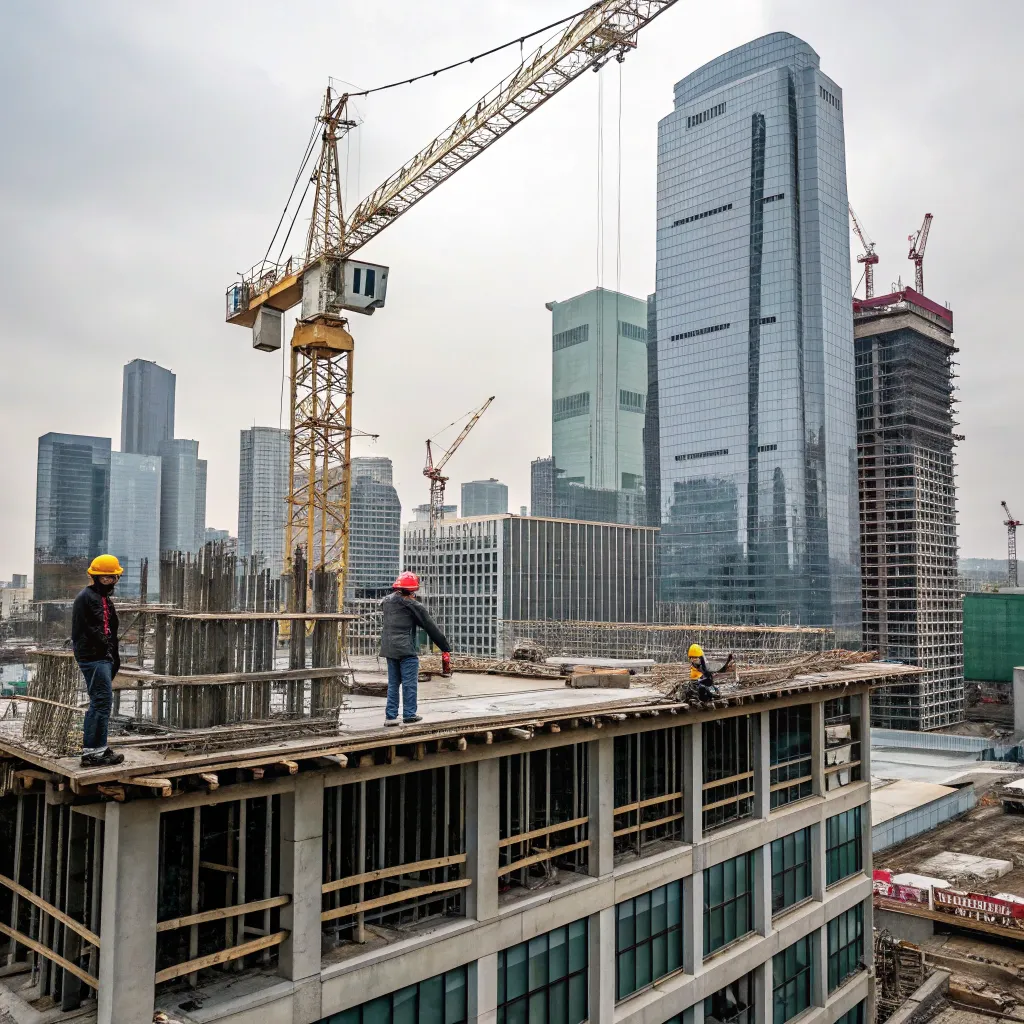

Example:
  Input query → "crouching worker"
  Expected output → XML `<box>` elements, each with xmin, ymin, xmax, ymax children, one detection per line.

<box><xmin>72</xmin><ymin>555</ymin><xmax>125</xmax><ymax>767</ymax></box>
<box><xmin>380</xmin><ymin>572</ymin><xmax>452</xmax><ymax>726</ymax></box>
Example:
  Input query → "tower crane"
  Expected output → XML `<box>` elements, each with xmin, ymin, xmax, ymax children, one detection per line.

<box><xmin>1002</xmin><ymin>501</ymin><xmax>1020</xmax><ymax>588</ymax></box>
<box><xmin>849</xmin><ymin>205</ymin><xmax>879</xmax><ymax>299</ymax></box>
<box><xmin>423</xmin><ymin>396</ymin><xmax>495</xmax><ymax>594</ymax></box>
<box><xmin>223</xmin><ymin>1</ymin><xmax>680</xmax><ymax>608</ymax></box>
<box><xmin>907</xmin><ymin>213</ymin><xmax>934</xmax><ymax>294</ymax></box>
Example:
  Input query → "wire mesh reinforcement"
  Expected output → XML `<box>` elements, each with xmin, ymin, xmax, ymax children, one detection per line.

<box><xmin>23</xmin><ymin>653</ymin><xmax>84</xmax><ymax>755</ymax></box>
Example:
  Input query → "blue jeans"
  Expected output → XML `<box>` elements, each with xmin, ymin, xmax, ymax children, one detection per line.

<box><xmin>386</xmin><ymin>656</ymin><xmax>419</xmax><ymax>721</ymax></box>
<box><xmin>79</xmin><ymin>659</ymin><xmax>113</xmax><ymax>750</ymax></box>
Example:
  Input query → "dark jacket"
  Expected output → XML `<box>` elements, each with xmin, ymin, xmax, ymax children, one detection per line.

<box><xmin>380</xmin><ymin>592</ymin><xmax>451</xmax><ymax>659</ymax></box>
<box><xmin>71</xmin><ymin>586</ymin><xmax>120</xmax><ymax>674</ymax></box>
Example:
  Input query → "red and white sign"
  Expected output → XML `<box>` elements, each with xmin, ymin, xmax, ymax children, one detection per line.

<box><xmin>933</xmin><ymin>888</ymin><xmax>1024</xmax><ymax>921</ymax></box>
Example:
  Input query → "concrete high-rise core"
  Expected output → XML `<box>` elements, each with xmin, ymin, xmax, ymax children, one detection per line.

<box><xmin>121</xmin><ymin>359</ymin><xmax>175</xmax><ymax>457</ymax></box>
<box><xmin>33</xmin><ymin>432</ymin><xmax>111</xmax><ymax>600</ymax></box>
<box><xmin>461</xmin><ymin>479</ymin><xmax>508</xmax><ymax>517</ymax></box>
<box><xmin>855</xmin><ymin>289</ymin><xmax>963</xmax><ymax>729</ymax></box>
<box><xmin>237</xmin><ymin>426</ymin><xmax>289</xmax><ymax>577</ymax></box>
<box><xmin>654</xmin><ymin>33</ymin><xmax>861</xmax><ymax>640</ymax></box>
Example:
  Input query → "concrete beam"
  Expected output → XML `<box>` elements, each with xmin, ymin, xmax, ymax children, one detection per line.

<box><xmin>98</xmin><ymin>800</ymin><xmax>161</xmax><ymax>1024</ymax></box>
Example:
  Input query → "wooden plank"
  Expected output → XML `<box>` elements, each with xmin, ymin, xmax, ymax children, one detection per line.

<box><xmin>612</xmin><ymin>811</ymin><xmax>685</xmax><ymax>839</ymax></box>
<box><xmin>0</xmin><ymin>872</ymin><xmax>100</xmax><ymax>948</ymax></box>
<box><xmin>113</xmin><ymin>665</ymin><xmax>350</xmax><ymax>690</ymax></box>
<box><xmin>825</xmin><ymin>760</ymin><xmax>862</xmax><ymax>775</ymax></box>
<box><xmin>200</xmin><ymin>861</ymin><xmax>239</xmax><ymax>874</ymax></box>
<box><xmin>702</xmin><ymin>770</ymin><xmax>754</xmax><ymax>791</ymax></box>
<box><xmin>132</xmin><ymin>777</ymin><xmax>174</xmax><ymax>796</ymax></box>
<box><xmin>323</xmin><ymin>853</ymin><xmax>467</xmax><ymax>894</ymax></box>
<box><xmin>320</xmin><ymin>878</ymin><xmax>472</xmax><ymax>923</ymax></box>
<box><xmin>0</xmin><ymin>921</ymin><xmax>98</xmax><ymax>990</ymax></box>
<box><xmin>498</xmin><ymin>839</ymin><xmax>591</xmax><ymax>877</ymax></box>
<box><xmin>156</xmin><ymin>894</ymin><xmax>290</xmax><ymax>933</ymax></box>
<box><xmin>154</xmin><ymin>930</ymin><xmax>288</xmax><ymax>984</ymax></box>
<box><xmin>701</xmin><ymin>793</ymin><xmax>755</xmax><ymax>813</ymax></box>
<box><xmin>614</xmin><ymin>792</ymin><xmax>683</xmax><ymax>815</ymax></box>
<box><xmin>497</xmin><ymin>816</ymin><xmax>589</xmax><ymax>850</ymax></box>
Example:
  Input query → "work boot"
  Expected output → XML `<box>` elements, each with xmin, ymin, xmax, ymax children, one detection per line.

<box><xmin>80</xmin><ymin>748</ymin><xmax>125</xmax><ymax>768</ymax></box>
<box><xmin>403</xmin><ymin>714</ymin><xmax>423</xmax><ymax>724</ymax></box>
<box><xmin>384</xmin><ymin>718</ymin><xmax>401</xmax><ymax>727</ymax></box>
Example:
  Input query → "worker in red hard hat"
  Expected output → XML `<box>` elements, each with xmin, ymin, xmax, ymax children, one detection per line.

<box><xmin>380</xmin><ymin>571</ymin><xmax>452</xmax><ymax>725</ymax></box>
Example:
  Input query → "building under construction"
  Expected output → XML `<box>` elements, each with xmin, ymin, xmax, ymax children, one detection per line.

<box><xmin>0</xmin><ymin>580</ymin><xmax>921</xmax><ymax>1024</ymax></box>
<box><xmin>854</xmin><ymin>288</ymin><xmax>963</xmax><ymax>729</ymax></box>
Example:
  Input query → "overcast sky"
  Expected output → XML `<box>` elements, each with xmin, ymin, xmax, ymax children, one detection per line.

<box><xmin>1</xmin><ymin>0</ymin><xmax>1021</xmax><ymax>581</ymax></box>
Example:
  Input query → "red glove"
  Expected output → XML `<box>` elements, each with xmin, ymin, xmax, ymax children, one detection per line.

<box><xmin>441</xmin><ymin>651</ymin><xmax>452</xmax><ymax>677</ymax></box>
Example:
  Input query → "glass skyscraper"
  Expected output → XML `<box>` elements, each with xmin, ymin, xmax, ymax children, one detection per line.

<box><xmin>121</xmin><ymin>359</ymin><xmax>175</xmax><ymax>457</ymax></box>
<box><xmin>33</xmin><ymin>433</ymin><xmax>111</xmax><ymax>600</ymax></box>
<box><xmin>461</xmin><ymin>479</ymin><xmax>508</xmax><ymax>517</ymax></box>
<box><xmin>238</xmin><ymin>427</ymin><xmax>290</xmax><ymax>577</ymax></box>
<box><xmin>107</xmin><ymin>452</ymin><xmax>162</xmax><ymax>599</ymax></box>
<box><xmin>158</xmin><ymin>439</ymin><xmax>207</xmax><ymax>556</ymax></box>
<box><xmin>654</xmin><ymin>33</ymin><xmax>860</xmax><ymax>639</ymax></box>
<box><xmin>348</xmin><ymin>457</ymin><xmax>402</xmax><ymax>599</ymax></box>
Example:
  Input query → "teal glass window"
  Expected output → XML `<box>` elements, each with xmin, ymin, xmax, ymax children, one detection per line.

<box><xmin>834</xmin><ymin>1001</ymin><xmax>866</xmax><ymax>1024</ymax></box>
<box><xmin>826</xmin><ymin>807</ymin><xmax>863</xmax><ymax>885</ymax></box>
<box><xmin>616</xmin><ymin>880</ymin><xmax>683</xmax><ymax>999</ymax></box>
<box><xmin>771</xmin><ymin>827</ymin><xmax>811</xmax><ymax>914</ymax></box>
<box><xmin>322</xmin><ymin>966</ymin><xmax>467</xmax><ymax>1024</ymax></box>
<box><xmin>828</xmin><ymin>903</ymin><xmax>865</xmax><ymax>992</ymax></box>
<box><xmin>704</xmin><ymin>852</ymin><xmax>755</xmax><ymax>956</ymax></box>
<box><xmin>498</xmin><ymin>919</ymin><xmax>588</xmax><ymax>1024</ymax></box>
<box><xmin>770</xmin><ymin>706</ymin><xmax>812</xmax><ymax>808</ymax></box>
<box><xmin>772</xmin><ymin>934</ymin><xmax>813</xmax><ymax>1024</ymax></box>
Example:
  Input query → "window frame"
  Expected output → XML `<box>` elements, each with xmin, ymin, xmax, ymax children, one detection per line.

<box><xmin>327</xmin><ymin>965</ymin><xmax>469</xmax><ymax>1024</ymax></box>
<box><xmin>772</xmin><ymin>934</ymin><xmax>814</xmax><ymax>1024</ymax></box>
<box><xmin>771</xmin><ymin>827</ymin><xmax>812</xmax><ymax>915</ymax></box>
<box><xmin>497</xmin><ymin>919</ymin><xmax>589</xmax><ymax>1024</ymax></box>
<box><xmin>827</xmin><ymin>903</ymin><xmax>865</xmax><ymax>993</ymax></box>
<box><xmin>702</xmin><ymin>716</ymin><xmax>755</xmax><ymax>832</ymax></box>
<box><xmin>704</xmin><ymin>852</ymin><xmax>756</xmax><ymax>957</ymax></box>
<box><xmin>615</xmin><ymin>880</ymin><xmax>684</xmax><ymax>1001</ymax></box>
<box><xmin>769</xmin><ymin>706</ymin><xmax>813</xmax><ymax>809</ymax></box>
<box><xmin>826</xmin><ymin>807</ymin><xmax>863</xmax><ymax>886</ymax></box>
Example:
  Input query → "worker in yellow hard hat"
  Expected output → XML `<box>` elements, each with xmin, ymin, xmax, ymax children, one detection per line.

<box><xmin>688</xmin><ymin>643</ymin><xmax>707</xmax><ymax>681</ymax></box>
<box><xmin>72</xmin><ymin>555</ymin><xmax>125</xmax><ymax>767</ymax></box>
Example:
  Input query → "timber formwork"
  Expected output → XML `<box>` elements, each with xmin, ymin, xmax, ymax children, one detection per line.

<box><xmin>854</xmin><ymin>297</ymin><xmax>963</xmax><ymax>730</ymax></box>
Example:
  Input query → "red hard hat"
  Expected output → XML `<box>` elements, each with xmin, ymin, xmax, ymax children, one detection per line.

<box><xmin>393</xmin><ymin>571</ymin><xmax>420</xmax><ymax>591</ymax></box>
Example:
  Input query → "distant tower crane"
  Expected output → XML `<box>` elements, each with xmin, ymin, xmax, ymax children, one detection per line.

<box><xmin>1003</xmin><ymin>501</ymin><xmax>1020</xmax><ymax>587</ymax></box>
<box><xmin>222</xmin><ymin>1</ymin><xmax>680</xmax><ymax>607</ymax></box>
<box><xmin>423</xmin><ymin>396</ymin><xmax>495</xmax><ymax>593</ymax></box>
<box><xmin>907</xmin><ymin>213</ymin><xmax>934</xmax><ymax>293</ymax></box>
<box><xmin>849</xmin><ymin>205</ymin><xmax>879</xmax><ymax>298</ymax></box>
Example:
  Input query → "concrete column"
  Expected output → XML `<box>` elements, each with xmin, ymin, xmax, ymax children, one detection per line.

<box><xmin>280</xmin><ymin>771</ymin><xmax>325</xmax><ymax>1021</ymax></box>
<box><xmin>589</xmin><ymin>907</ymin><xmax>616</xmax><ymax>1024</ymax></box>
<box><xmin>754</xmin><ymin>711</ymin><xmax>771</xmax><ymax>819</ymax></box>
<box><xmin>683</xmin><ymin>723</ymin><xmax>703</xmax><ymax>846</ymax></box>
<box><xmin>690</xmin><ymin>996</ymin><xmax>706</xmax><ymax>1024</ymax></box>
<box><xmin>813</xmin><ymin>925</ymin><xmax>828</xmax><ymax>1008</ymax></box>
<box><xmin>811</xmin><ymin>700</ymin><xmax>826</xmax><ymax>798</ymax></box>
<box><xmin>853</xmin><ymin>693</ymin><xmax>871</xmax><ymax>780</ymax></box>
<box><xmin>469</xmin><ymin>952</ymin><xmax>499</xmax><ymax>1024</ymax></box>
<box><xmin>755</xmin><ymin>959</ymin><xmax>773</xmax><ymax>1024</ymax></box>
<box><xmin>861</xmin><ymin>895</ymin><xmax>874</xmax><ymax>969</ymax></box>
<box><xmin>860</xmin><ymin>796</ymin><xmax>873</xmax><ymax>879</ymax></box>
<box><xmin>467</xmin><ymin>758</ymin><xmax>500</xmax><ymax>921</ymax></box>
<box><xmin>754</xmin><ymin>843</ymin><xmax>773</xmax><ymax>937</ymax></box>
<box><xmin>811</xmin><ymin>821</ymin><xmax>827</xmax><ymax>902</ymax></box>
<box><xmin>683</xmin><ymin>865</ymin><xmax>703</xmax><ymax>976</ymax></box>
<box><xmin>98</xmin><ymin>800</ymin><xmax>161</xmax><ymax>1024</ymax></box>
<box><xmin>588</xmin><ymin>737</ymin><xmax>615</xmax><ymax>878</ymax></box>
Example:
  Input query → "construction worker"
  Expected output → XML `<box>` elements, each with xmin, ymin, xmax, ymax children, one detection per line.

<box><xmin>687</xmin><ymin>643</ymin><xmax>734</xmax><ymax>703</ymax></box>
<box><xmin>380</xmin><ymin>572</ymin><xmax>452</xmax><ymax>726</ymax></box>
<box><xmin>72</xmin><ymin>555</ymin><xmax>125</xmax><ymax>767</ymax></box>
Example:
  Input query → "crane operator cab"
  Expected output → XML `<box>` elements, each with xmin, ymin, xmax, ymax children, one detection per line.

<box><xmin>302</xmin><ymin>258</ymin><xmax>389</xmax><ymax>320</ymax></box>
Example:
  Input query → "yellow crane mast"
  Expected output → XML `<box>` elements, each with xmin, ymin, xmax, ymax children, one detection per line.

<box><xmin>224</xmin><ymin>1</ymin><xmax>680</xmax><ymax>606</ymax></box>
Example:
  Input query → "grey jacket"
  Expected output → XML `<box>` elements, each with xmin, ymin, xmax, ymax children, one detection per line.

<box><xmin>380</xmin><ymin>592</ymin><xmax>451</xmax><ymax>659</ymax></box>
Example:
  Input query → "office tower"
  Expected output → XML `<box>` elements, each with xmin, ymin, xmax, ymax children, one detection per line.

<box><xmin>348</xmin><ymin>457</ymin><xmax>402</xmax><ymax>599</ymax></box>
<box><xmin>237</xmin><ymin>426</ymin><xmax>290</xmax><ymax>576</ymax></box>
<box><xmin>10</xmin><ymin>575</ymin><xmax>27</xmax><ymax>590</ymax></box>
<box><xmin>655</xmin><ymin>33</ymin><xmax>860</xmax><ymax>640</ymax></box>
<box><xmin>107</xmin><ymin>452</ymin><xmax>162</xmax><ymax>599</ymax></box>
<box><xmin>644</xmin><ymin>292</ymin><xmax>661</xmax><ymax>528</ymax></box>
<box><xmin>548</xmin><ymin>288</ymin><xmax>648</xmax><ymax>501</ymax></box>
<box><xmin>403</xmin><ymin>514</ymin><xmax>656</xmax><ymax>657</ymax></box>
<box><xmin>461</xmin><ymin>479</ymin><xmax>508</xmax><ymax>517</ymax></box>
<box><xmin>413</xmin><ymin>504</ymin><xmax>456</xmax><ymax>522</ymax></box>
<box><xmin>855</xmin><ymin>289</ymin><xmax>963</xmax><ymax>729</ymax></box>
<box><xmin>530</xmin><ymin>456</ymin><xmax>644</xmax><ymax>525</ymax></box>
<box><xmin>33</xmin><ymin>433</ymin><xmax>111</xmax><ymax>600</ymax></box>
<box><xmin>121</xmin><ymin>359</ymin><xmax>175</xmax><ymax>456</ymax></box>
<box><xmin>158</xmin><ymin>439</ymin><xmax>207</xmax><ymax>555</ymax></box>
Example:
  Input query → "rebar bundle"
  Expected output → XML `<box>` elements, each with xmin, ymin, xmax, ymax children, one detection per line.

<box><xmin>24</xmin><ymin>652</ymin><xmax>83</xmax><ymax>755</ymax></box>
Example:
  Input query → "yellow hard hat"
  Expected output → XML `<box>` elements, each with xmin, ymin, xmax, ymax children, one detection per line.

<box><xmin>88</xmin><ymin>554</ymin><xmax>123</xmax><ymax>577</ymax></box>
<box><xmin>688</xmin><ymin>643</ymin><xmax>704</xmax><ymax>658</ymax></box>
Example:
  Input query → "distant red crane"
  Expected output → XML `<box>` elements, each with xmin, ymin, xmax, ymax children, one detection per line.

<box><xmin>849</xmin><ymin>205</ymin><xmax>879</xmax><ymax>298</ymax></box>
<box><xmin>1002</xmin><ymin>501</ymin><xmax>1020</xmax><ymax>588</ymax></box>
<box><xmin>907</xmin><ymin>213</ymin><xmax>934</xmax><ymax>293</ymax></box>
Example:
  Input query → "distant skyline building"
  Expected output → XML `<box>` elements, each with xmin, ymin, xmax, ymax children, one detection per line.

<box><xmin>413</xmin><ymin>504</ymin><xmax>457</xmax><ymax>522</ymax></box>
<box><xmin>107</xmin><ymin>452</ymin><xmax>161</xmax><ymax>599</ymax></box>
<box><xmin>403</xmin><ymin>514</ymin><xmax>657</xmax><ymax>657</ymax></box>
<box><xmin>548</xmin><ymin>288</ymin><xmax>648</xmax><ymax>499</ymax></box>
<box><xmin>854</xmin><ymin>289</ymin><xmax>963</xmax><ymax>730</ymax></box>
<box><xmin>237</xmin><ymin>426</ymin><xmax>289</xmax><ymax>576</ymax></box>
<box><xmin>33</xmin><ymin>433</ymin><xmax>111</xmax><ymax>600</ymax></box>
<box><xmin>348</xmin><ymin>457</ymin><xmax>402</xmax><ymax>600</ymax></box>
<box><xmin>158</xmin><ymin>439</ymin><xmax>207</xmax><ymax>555</ymax></box>
<box><xmin>121</xmin><ymin>359</ymin><xmax>175</xmax><ymax>457</ymax></box>
<box><xmin>461</xmin><ymin>479</ymin><xmax>508</xmax><ymax>518</ymax></box>
<box><xmin>654</xmin><ymin>33</ymin><xmax>860</xmax><ymax>639</ymax></box>
<box><xmin>530</xmin><ymin>456</ymin><xmax>645</xmax><ymax>526</ymax></box>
